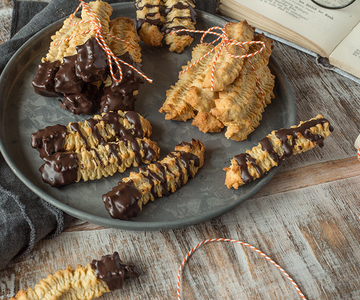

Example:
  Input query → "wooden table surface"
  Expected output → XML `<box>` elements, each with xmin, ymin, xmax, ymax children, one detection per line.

<box><xmin>1</xmin><ymin>1</ymin><xmax>360</xmax><ymax>299</ymax></box>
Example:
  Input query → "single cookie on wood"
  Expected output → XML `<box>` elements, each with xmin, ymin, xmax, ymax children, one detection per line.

<box><xmin>10</xmin><ymin>252</ymin><xmax>139</xmax><ymax>300</ymax></box>
<box><xmin>31</xmin><ymin>110</ymin><xmax>152</xmax><ymax>158</ymax></box>
<box><xmin>102</xmin><ymin>139</ymin><xmax>205</xmax><ymax>220</ymax></box>
<box><xmin>39</xmin><ymin>136</ymin><xmax>160</xmax><ymax>187</ymax></box>
<box><xmin>224</xmin><ymin>115</ymin><xmax>334</xmax><ymax>189</ymax></box>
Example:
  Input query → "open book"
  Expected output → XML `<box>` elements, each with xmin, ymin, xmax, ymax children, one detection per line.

<box><xmin>219</xmin><ymin>0</ymin><xmax>360</xmax><ymax>79</ymax></box>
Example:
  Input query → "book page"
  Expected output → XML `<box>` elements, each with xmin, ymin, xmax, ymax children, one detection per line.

<box><xmin>329</xmin><ymin>22</ymin><xmax>360</xmax><ymax>78</ymax></box>
<box><xmin>221</xmin><ymin>0</ymin><xmax>360</xmax><ymax>56</ymax></box>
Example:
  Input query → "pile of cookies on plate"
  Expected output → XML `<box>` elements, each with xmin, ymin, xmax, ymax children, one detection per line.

<box><xmin>30</xmin><ymin>0</ymin><xmax>333</xmax><ymax>221</ymax></box>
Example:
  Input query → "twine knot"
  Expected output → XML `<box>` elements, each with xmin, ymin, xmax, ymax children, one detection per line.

<box><xmin>170</xmin><ymin>23</ymin><xmax>266</xmax><ymax>94</ymax></box>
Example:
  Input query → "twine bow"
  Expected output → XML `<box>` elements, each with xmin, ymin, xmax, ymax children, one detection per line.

<box><xmin>51</xmin><ymin>0</ymin><xmax>152</xmax><ymax>84</ymax></box>
<box><xmin>170</xmin><ymin>24</ymin><xmax>266</xmax><ymax>95</ymax></box>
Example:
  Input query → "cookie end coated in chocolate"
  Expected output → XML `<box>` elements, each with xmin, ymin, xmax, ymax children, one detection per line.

<box><xmin>102</xmin><ymin>181</ymin><xmax>141</xmax><ymax>220</ymax></box>
<box><xmin>90</xmin><ymin>251</ymin><xmax>139</xmax><ymax>291</ymax></box>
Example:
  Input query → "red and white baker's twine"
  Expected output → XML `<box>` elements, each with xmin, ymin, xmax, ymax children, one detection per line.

<box><xmin>357</xmin><ymin>147</ymin><xmax>360</xmax><ymax>161</ymax></box>
<box><xmin>177</xmin><ymin>238</ymin><xmax>307</xmax><ymax>300</ymax></box>
<box><xmin>51</xmin><ymin>0</ymin><xmax>152</xmax><ymax>84</ymax></box>
<box><xmin>170</xmin><ymin>24</ymin><xmax>266</xmax><ymax>100</ymax></box>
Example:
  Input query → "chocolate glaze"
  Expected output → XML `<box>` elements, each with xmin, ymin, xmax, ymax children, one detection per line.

<box><xmin>125</xmin><ymin>111</ymin><xmax>144</xmax><ymax>138</ymax></box>
<box><xmin>31</xmin><ymin>124</ymin><xmax>68</xmax><ymax>158</ymax></box>
<box><xmin>135</xmin><ymin>0</ymin><xmax>196</xmax><ymax>36</ymax></box>
<box><xmin>32</xmin><ymin>60</ymin><xmax>61</xmax><ymax>97</ymax></box>
<box><xmin>162</xmin><ymin>26</ymin><xmax>195</xmax><ymax>38</ymax></box>
<box><xmin>234</xmin><ymin>153</ymin><xmax>263</xmax><ymax>185</ymax></box>
<box><xmin>100</xmin><ymin>92</ymin><xmax>135</xmax><ymax>112</ymax></box>
<box><xmin>274</xmin><ymin>118</ymin><xmax>334</xmax><ymax>159</ymax></box>
<box><xmin>141</xmin><ymin>140</ymin><xmax>157</xmax><ymax>162</ymax></box>
<box><xmin>102</xmin><ymin>181</ymin><xmax>141</xmax><ymax>220</ymax></box>
<box><xmin>39</xmin><ymin>152</ymin><xmax>78</xmax><ymax>187</ymax></box>
<box><xmin>103</xmin><ymin>148</ymin><xmax>200</xmax><ymax>220</ymax></box>
<box><xmin>92</xmin><ymin>149</ymin><xmax>105</xmax><ymax>168</ymax></box>
<box><xmin>100</xmin><ymin>53</ymin><xmax>144</xmax><ymax>113</ymax></box>
<box><xmin>90</xmin><ymin>252</ymin><xmax>139</xmax><ymax>291</ymax></box>
<box><xmin>259</xmin><ymin>137</ymin><xmax>280</xmax><ymax>165</ymax></box>
<box><xmin>54</xmin><ymin>55</ymin><xmax>84</xmax><ymax>95</ymax></box>
<box><xmin>75</xmin><ymin>37</ymin><xmax>108</xmax><ymax>82</ymax></box>
<box><xmin>70</xmin><ymin>122</ymin><xmax>88</xmax><ymax>149</ymax></box>
<box><xmin>235</xmin><ymin>118</ymin><xmax>333</xmax><ymax>184</ymax></box>
<box><xmin>59</xmin><ymin>83</ymin><xmax>100</xmax><ymax>115</ymax></box>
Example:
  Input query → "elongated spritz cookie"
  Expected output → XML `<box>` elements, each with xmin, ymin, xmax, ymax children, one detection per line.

<box><xmin>102</xmin><ymin>139</ymin><xmax>205</xmax><ymax>220</ymax></box>
<box><xmin>159</xmin><ymin>43</ymin><xmax>215</xmax><ymax>121</ymax></box>
<box><xmin>31</xmin><ymin>111</ymin><xmax>152</xmax><ymax>158</ymax></box>
<box><xmin>135</xmin><ymin>0</ymin><xmax>165</xmax><ymax>47</ymax></box>
<box><xmin>106</xmin><ymin>17</ymin><xmax>142</xmax><ymax>63</ymax></box>
<box><xmin>224</xmin><ymin>115</ymin><xmax>334</xmax><ymax>189</ymax></box>
<box><xmin>202</xmin><ymin>21</ymin><xmax>254</xmax><ymax>91</ymax></box>
<box><xmin>163</xmin><ymin>0</ymin><xmax>197</xmax><ymax>53</ymax></box>
<box><xmin>10</xmin><ymin>252</ymin><xmax>139</xmax><ymax>300</ymax></box>
<box><xmin>39</xmin><ymin>136</ymin><xmax>160</xmax><ymax>187</ymax></box>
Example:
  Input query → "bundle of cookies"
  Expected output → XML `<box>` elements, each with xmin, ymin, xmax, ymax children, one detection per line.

<box><xmin>135</xmin><ymin>0</ymin><xmax>197</xmax><ymax>53</ymax></box>
<box><xmin>32</xmin><ymin>1</ymin><xmax>144</xmax><ymax>115</ymax></box>
<box><xmin>159</xmin><ymin>20</ymin><xmax>275</xmax><ymax>141</ymax></box>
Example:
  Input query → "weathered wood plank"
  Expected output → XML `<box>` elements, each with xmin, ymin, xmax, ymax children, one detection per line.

<box><xmin>1</xmin><ymin>176</ymin><xmax>359</xmax><ymax>299</ymax></box>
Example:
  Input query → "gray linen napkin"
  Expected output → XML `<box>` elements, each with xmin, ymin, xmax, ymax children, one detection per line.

<box><xmin>0</xmin><ymin>0</ymin><xmax>219</xmax><ymax>270</ymax></box>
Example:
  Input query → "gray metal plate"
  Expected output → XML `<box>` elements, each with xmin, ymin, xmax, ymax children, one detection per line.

<box><xmin>0</xmin><ymin>3</ymin><xmax>295</xmax><ymax>230</ymax></box>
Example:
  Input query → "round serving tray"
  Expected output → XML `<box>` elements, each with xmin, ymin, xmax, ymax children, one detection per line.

<box><xmin>0</xmin><ymin>3</ymin><xmax>295</xmax><ymax>230</ymax></box>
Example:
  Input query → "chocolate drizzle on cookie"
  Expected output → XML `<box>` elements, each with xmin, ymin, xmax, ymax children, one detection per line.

<box><xmin>90</xmin><ymin>252</ymin><xmax>139</xmax><ymax>291</ymax></box>
<box><xmin>234</xmin><ymin>153</ymin><xmax>263</xmax><ymax>185</ymax></box>
<box><xmin>102</xmin><ymin>147</ymin><xmax>200</xmax><ymax>220</ymax></box>
<box><xmin>235</xmin><ymin>118</ymin><xmax>333</xmax><ymax>184</ymax></box>
<box><xmin>274</xmin><ymin>118</ymin><xmax>334</xmax><ymax>159</ymax></box>
<box><xmin>135</xmin><ymin>0</ymin><xmax>197</xmax><ymax>37</ymax></box>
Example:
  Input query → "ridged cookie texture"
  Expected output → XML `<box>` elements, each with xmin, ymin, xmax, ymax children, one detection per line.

<box><xmin>224</xmin><ymin>115</ymin><xmax>334</xmax><ymax>189</ymax></box>
<box><xmin>31</xmin><ymin>110</ymin><xmax>152</xmax><ymax>158</ymax></box>
<box><xmin>102</xmin><ymin>139</ymin><xmax>205</xmax><ymax>220</ymax></box>
<box><xmin>159</xmin><ymin>21</ymin><xmax>275</xmax><ymax>141</ymax></box>
<box><xmin>39</xmin><ymin>136</ymin><xmax>160</xmax><ymax>187</ymax></box>
<box><xmin>10</xmin><ymin>252</ymin><xmax>139</xmax><ymax>300</ymax></box>
<box><xmin>45</xmin><ymin>1</ymin><xmax>113</xmax><ymax>63</ymax></box>
<box><xmin>135</xmin><ymin>0</ymin><xmax>165</xmax><ymax>47</ymax></box>
<box><xmin>163</xmin><ymin>0</ymin><xmax>197</xmax><ymax>53</ymax></box>
<box><xmin>159</xmin><ymin>43</ymin><xmax>215</xmax><ymax>121</ymax></box>
<box><xmin>135</xmin><ymin>0</ymin><xmax>197</xmax><ymax>52</ymax></box>
<box><xmin>107</xmin><ymin>17</ymin><xmax>142</xmax><ymax>63</ymax></box>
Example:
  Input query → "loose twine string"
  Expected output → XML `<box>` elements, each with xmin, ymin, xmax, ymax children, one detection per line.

<box><xmin>177</xmin><ymin>238</ymin><xmax>307</xmax><ymax>300</ymax></box>
<box><xmin>51</xmin><ymin>0</ymin><xmax>153</xmax><ymax>84</ymax></box>
<box><xmin>170</xmin><ymin>24</ymin><xmax>266</xmax><ymax>103</ymax></box>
